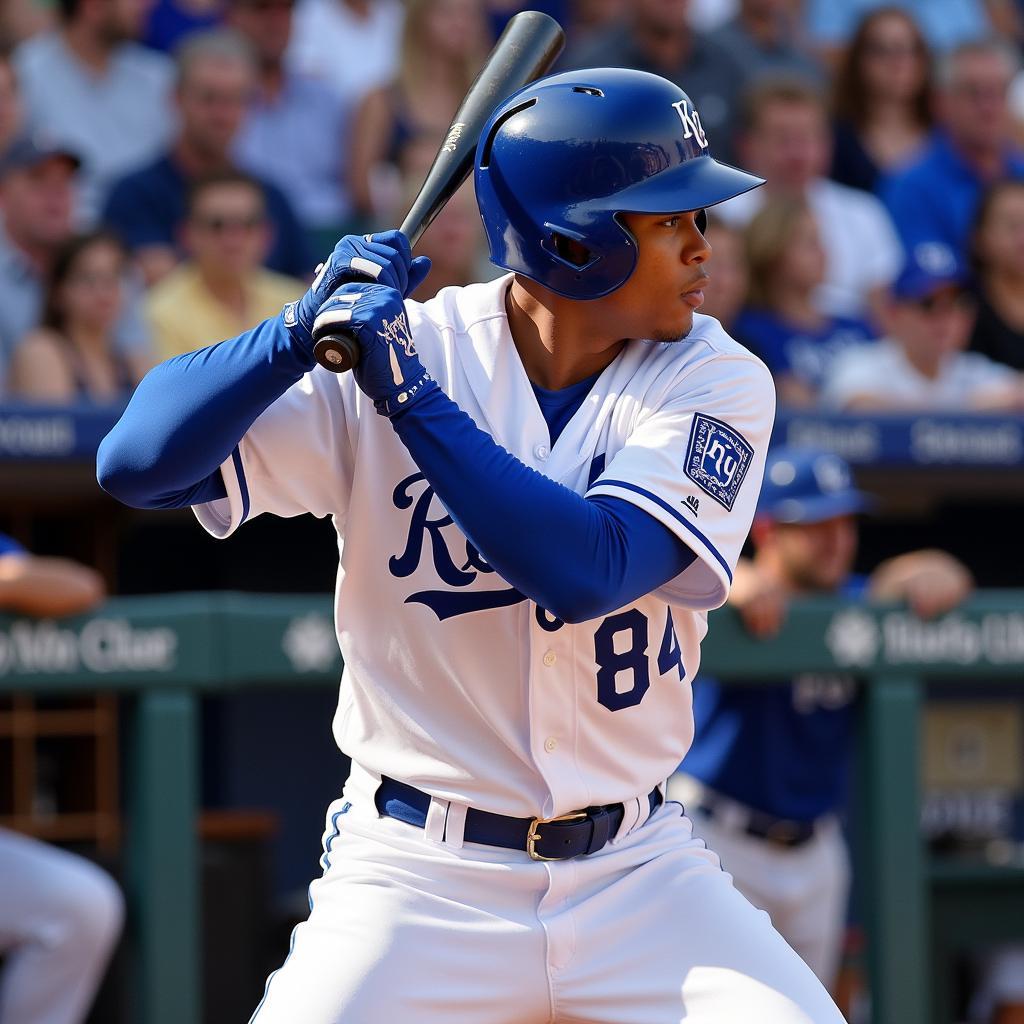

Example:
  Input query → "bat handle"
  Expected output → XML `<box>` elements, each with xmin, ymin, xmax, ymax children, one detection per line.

<box><xmin>311</xmin><ymin>263</ymin><xmax>385</xmax><ymax>373</ymax></box>
<box><xmin>312</xmin><ymin>328</ymin><xmax>360</xmax><ymax>373</ymax></box>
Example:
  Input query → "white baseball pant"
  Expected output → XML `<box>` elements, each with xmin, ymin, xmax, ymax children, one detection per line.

<box><xmin>667</xmin><ymin>773</ymin><xmax>851</xmax><ymax>988</ymax></box>
<box><xmin>0</xmin><ymin>827</ymin><xmax>124</xmax><ymax>1024</ymax></box>
<box><xmin>249</xmin><ymin>764</ymin><xmax>847</xmax><ymax>1023</ymax></box>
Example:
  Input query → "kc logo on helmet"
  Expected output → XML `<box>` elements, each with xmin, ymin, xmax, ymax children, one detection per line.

<box><xmin>672</xmin><ymin>98</ymin><xmax>709</xmax><ymax>150</ymax></box>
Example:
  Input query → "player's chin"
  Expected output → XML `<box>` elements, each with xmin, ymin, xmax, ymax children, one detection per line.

<box><xmin>649</xmin><ymin>309</ymin><xmax>695</xmax><ymax>344</ymax></box>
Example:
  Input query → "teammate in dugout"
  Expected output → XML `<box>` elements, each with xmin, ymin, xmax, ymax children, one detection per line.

<box><xmin>98</xmin><ymin>69</ymin><xmax>847</xmax><ymax>1022</ymax></box>
<box><xmin>671</xmin><ymin>446</ymin><xmax>974</xmax><ymax>991</ymax></box>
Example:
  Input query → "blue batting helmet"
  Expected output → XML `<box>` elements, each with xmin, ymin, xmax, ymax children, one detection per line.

<box><xmin>474</xmin><ymin>67</ymin><xmax>765</xmax><ymax>300</ymax></box>
<box><xmin>757</xmin><ymin>447</ymin><xmax>874</xmax><ymax>524</ymax></box>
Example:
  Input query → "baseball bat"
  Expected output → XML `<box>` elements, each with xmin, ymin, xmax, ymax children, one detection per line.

<box><xmin>312</xmin><ymin>10</ymin><xmax>565</xmax><ymax>372</ymax></box>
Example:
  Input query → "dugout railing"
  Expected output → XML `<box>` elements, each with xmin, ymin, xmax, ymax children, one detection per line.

<box><xmin>1</xmin><ymin>591</ymin><xmax>1022</xmax><ymax>1024</ymax></box>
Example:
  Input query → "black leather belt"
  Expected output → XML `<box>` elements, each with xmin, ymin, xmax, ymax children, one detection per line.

<box><xmin>376</xmin><ymin>776</ymin><xmax>663</xmax><ymax>861</ymax></box>
<box><xmin>697</xmin><ymin>800</ymin><xmax>816</xmax><ymax>848</ymax></box>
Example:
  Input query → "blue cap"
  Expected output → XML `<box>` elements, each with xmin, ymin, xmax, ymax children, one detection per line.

<box><xmin>892</xmin><ymin>242</ymin><xmax>969</xmax><ymax>302</ymax></box>
<box><xmin>0</xmin><ymin>133</ymin><xmax>81</xmax><ymax>179</ymax></box>
<box><xmin>758</xmin><ymin>446</ymin><xmax>873</xmax><ymax>524</ymax></box>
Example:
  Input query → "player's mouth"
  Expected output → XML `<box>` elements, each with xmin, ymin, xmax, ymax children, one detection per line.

<box><xmin>681</xmin><ymin>275</ymin><xmax>708</xmax><ymax>309</ymax></box>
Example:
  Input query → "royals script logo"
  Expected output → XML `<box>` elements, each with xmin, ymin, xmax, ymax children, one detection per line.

<box><xmin>377</xmin><ymin>310</ymin><xmax>416</xmax><ymax>385</ymax></box>
<box><xmin>385</xmin><ymin>464</ymin><xmax>601</xmax><ymax>628</ymax></box>
<box><xmin>671</xmin><ymin>98</ymin><xmax>709</xmax><ymax>149</ymax></box>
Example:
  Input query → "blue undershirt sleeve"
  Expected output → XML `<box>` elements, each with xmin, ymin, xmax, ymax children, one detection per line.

<box><xmin>96</xmin><ymin>315</ymin><xmax>314</xmax><ymax>509</ymax></box>
<box><xmin>391</xmin><ymin>387</ymin><xmax>697</xmax><ymax>624</ymax></box>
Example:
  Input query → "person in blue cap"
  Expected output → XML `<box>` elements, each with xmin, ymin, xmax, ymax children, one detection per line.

<box><xmin>669</xmin><ymin>445</ymin><xmax>973</xmax><ymax>991</ymax></box>
<box><xmin>821</xmin><ymin>243</ymin><xmax>1024</xmax><ymax>411</ymax></box>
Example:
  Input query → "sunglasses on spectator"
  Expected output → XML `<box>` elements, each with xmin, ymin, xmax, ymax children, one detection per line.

<box><xmin>912</xmin><ymin>290</ymin><xmax>975</xmax><ymax>313</ymax></box>
<box><xmin>192</xmin><ymin>214</ymin><xmax>265</xmax><ymax>232</ymax></box>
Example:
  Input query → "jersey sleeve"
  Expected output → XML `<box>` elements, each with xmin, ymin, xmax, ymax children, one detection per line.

<box><xmin>192</xmin><ymin>369</ymin><xmax>359</xmax><ymax>539</ymax></box>
<box><xmin>587</xmin><ymin>353</ymin><xmax>775</xmax><ymax>610</ymax></box>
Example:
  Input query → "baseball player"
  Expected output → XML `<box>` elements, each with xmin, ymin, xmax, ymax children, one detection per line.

<box><xmin>0</xmin><ymin>532</ymin><xmax>124</xmax><ymax>1024</ymax></box>
<box><xmin>99</xmin><ymin>69</ymin><xmax>846</xmax><ymax>1023</ymax></box>
<box><xmin>671</xmin><ymin>446</ymin><xmax>973</xmax><ymax>989</ymax></box>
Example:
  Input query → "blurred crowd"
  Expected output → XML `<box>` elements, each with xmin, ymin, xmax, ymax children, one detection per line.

<box><xmin>0</xmin><ymin>0</ymin><xmax>1022</xmax><ymax>410</ymax></box>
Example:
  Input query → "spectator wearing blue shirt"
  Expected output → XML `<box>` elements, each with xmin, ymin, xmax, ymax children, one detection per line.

<box><xmin>669</xmin><ymin>447</ymin><xmax>974</xmax><ymax>988</ymax></box>
<box><xmin>12</xmin><ymin>0</ymin><xmax>175</xmax><ymax>224</ymax></box>
<box><xmin>735</xmin><ymin>195</ymin><xmax>876</xmax><ymax>406</ymax></box>
<box><xmin>882</xmin><ymin>38</ymin><xmax>1024</xmax><ymax>271</ymax></box>
<box><xmin>102</xmin><ymin>28</ymin><xmax>311</xmax><ymax>288</ymax></box>
<box><xmin>227</xmin><ymin>0</ymin><xmax>355</xmax><ymax>253</ymax></box>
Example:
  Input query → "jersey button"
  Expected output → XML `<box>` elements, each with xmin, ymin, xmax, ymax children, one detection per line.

<box><xmin>542</xmin><ymin>650</ymin><xmax>557</xmax><ymax>667</ymax></box>
<box><xmin>534</xmin><ymin>444</ymin><xmax>549</xmax><ymax>460</ymax></box>
<box><xmin>544</xmin><ymin>737</ymin><xmax>558</xmax><ymax>753</ymax></box>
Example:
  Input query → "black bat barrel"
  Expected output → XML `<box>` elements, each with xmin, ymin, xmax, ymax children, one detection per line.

<box><xmin>311</xmin><ymin>10</ymin><xmax>565</xmax><ymax>374</ymax></box>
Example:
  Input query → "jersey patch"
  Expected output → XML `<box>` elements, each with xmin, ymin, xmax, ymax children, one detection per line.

<box><xmin>684</xmin><ymin>414</ymin><xmax>754</xmax><ymax>511</ymax></box>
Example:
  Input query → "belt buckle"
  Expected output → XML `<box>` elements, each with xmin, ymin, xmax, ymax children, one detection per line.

<box><xmin>527</xmin><ymin>810</ymin><xmax>589</xmax><ymax>861</ymax></box>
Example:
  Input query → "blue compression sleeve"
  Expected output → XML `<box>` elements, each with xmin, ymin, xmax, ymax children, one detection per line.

<box><xmin>392</xmin><ymin>387</ymin><xmax>696</xmax><ymax>624</ymax></box>
<box><xmin>97</xmin><ymin>315</ymin><xmax>313</xmax><ymax>508</ymax></box>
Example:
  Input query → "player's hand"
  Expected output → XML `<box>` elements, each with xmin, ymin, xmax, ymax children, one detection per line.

<box><xmin>313</xmin><ymin>282</ymin><xmax>438</xmax><ymax>417</ymax></box>
<box><xmin>869</xmin><ymin>550</ymin><xmax>974</xmax><ymax>619</ymax></box>
<box><xmin>290</xmin><ymin>230</ymin><xmax>433</xmax><ymax>340</ymax></box>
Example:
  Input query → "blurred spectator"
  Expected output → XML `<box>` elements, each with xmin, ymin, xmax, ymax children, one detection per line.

<box><xmin>710</xmin><ymin>0</ymin><xmax>824</xmax><ymax>85</ymax></box>
<box><xmin>402</xmin><ymin>180</ymin><xmax>488</xmax><ymax>303</ymax></box>
<box><xmin>716</xmin><ymin>76</ymin><xmax>903</xmax><ymax>321</ymax></box>
<box><xmin>698</xmin><ymin>213</ymin><xmax>749</xmax><ymax>339</ymax></box>
<box><xmin>670</xmin><ymin>445</ymin><xmax>974</xmax><ymax>990</ymax></box>
<box><xmin>286</xmin><ymin>0</ymin><xmax>403</xmax><ymax>106</ymax></box>
<box><xmin>102</xmin><ymin>28</ymin><xmax>310</xmax><ymax>287</ymax></box>
<box><xmin>563</xmin><ymin>0</ymin><xmax>748</xmax><ymax>164</ymax></box>
<box><xmin>348</xmin><ymin>0</ymin><xmax>487</xmax><ymax>228</ymax></box>
<box><xmin>561</xmin><ymin>0</ymin><xmax>627</xmax><ymax>48</ymax></box>
<box><xmin>0</xmin><ymin>135</ymin><xmax>153</xmax><ymax>394</ymax></box>
<box><xmin>228</xmin><ymin>0</ymin><xmax>352</xmax><ymax>253</ymax></box>
<box><xmin>144</xmin><ymin>0</ymin><xmax>225</xmax><ymax>51</ymax></box>
<box><xmin>12</xmin><ymin>0</ymin><xmax>175</xmax><ymax>224</ymax></box>
<box><xmin>8</xmin><ymin>231</ymin><xmax>150</xmax><ymax>403</ymax></box>
<box><xmin>0</xmin><ymin>530</ymin><xmax>122</xmax><ymax>1024</ymax></box>
<box><xmin>0</xmin><ymin>50</ymin><xmax>23</xmax><ymax>154</ymax></box>
<box><xmin>882</xmin><ymin>38</ymin><xmax>1024</xmax><ymax>269</ymax></box>
<box><xmin>736</xmin><ymin>196</ymin><xmax>877</xmax><ymax>407</ymax></box>
<box><xmin>804</xmin><ymin>0</ymin><xmax>992</xmax><ymax>59</ymax></box>
<box><xmin>821</xmin><ymin>247</ymin><xmax>1024</xmax><ymax>411</ymax></box>
<box><xmin>145</xmin><ymin>171</ymin><xmax>303</xmax><ymax>359</ymax></box>
<box><xmin>829</xmin><ymin>7</ymin><xmax>934</xmax><ymax>195</ymax></box>
<box><xmin>970</xmin><ymin>179</ymin><xmax>1024</xmax><ymax>370</ymax></box>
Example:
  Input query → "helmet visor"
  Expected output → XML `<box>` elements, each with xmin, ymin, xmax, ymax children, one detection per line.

<box><xmin>591</xmin><ymin>153</ymin><xmax>764</xmax><ymax>215</ymax></box>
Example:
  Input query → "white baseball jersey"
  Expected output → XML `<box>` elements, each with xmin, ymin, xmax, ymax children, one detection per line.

<box><xmin>194</xmin><ymin>274</ymin><xmax>775</xmax><ymax>818</ymax></box>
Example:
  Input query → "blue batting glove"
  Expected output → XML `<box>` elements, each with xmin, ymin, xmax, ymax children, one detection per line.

<box><xmin>312</xmin><ymin>282</ymin><xmax>438</xmax><ymax>417</ymax></box>
<box><xmin>283</xmin><ymin>230</ymin><xmax>432</xmax><ymax>359</ymax></box>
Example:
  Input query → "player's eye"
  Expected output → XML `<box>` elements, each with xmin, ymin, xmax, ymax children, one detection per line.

<box><xmin>660</xmin><ymin>216</ymin><xmax>681</xmax><ymax>228</ymax></box>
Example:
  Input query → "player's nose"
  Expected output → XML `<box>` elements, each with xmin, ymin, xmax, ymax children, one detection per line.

<box><xmin>681</xmin><ymin>217</ymin><xmax>711</xmax><ymax>265</ymax></box>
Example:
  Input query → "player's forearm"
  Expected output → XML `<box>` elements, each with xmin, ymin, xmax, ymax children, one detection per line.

<box><xmin>0</xmin><ymin>556</ymin><xmax>106</xmax><ymax>617</ymax></box>
<box><xmin>98</xmin><ymin>315</ymin><xmax>313</xmax><ymax>509</ymax></box>
<box><xmin>391</xmin><ymin>387</ymin><xmax>694</xmax><ymax>623</ymax></box>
